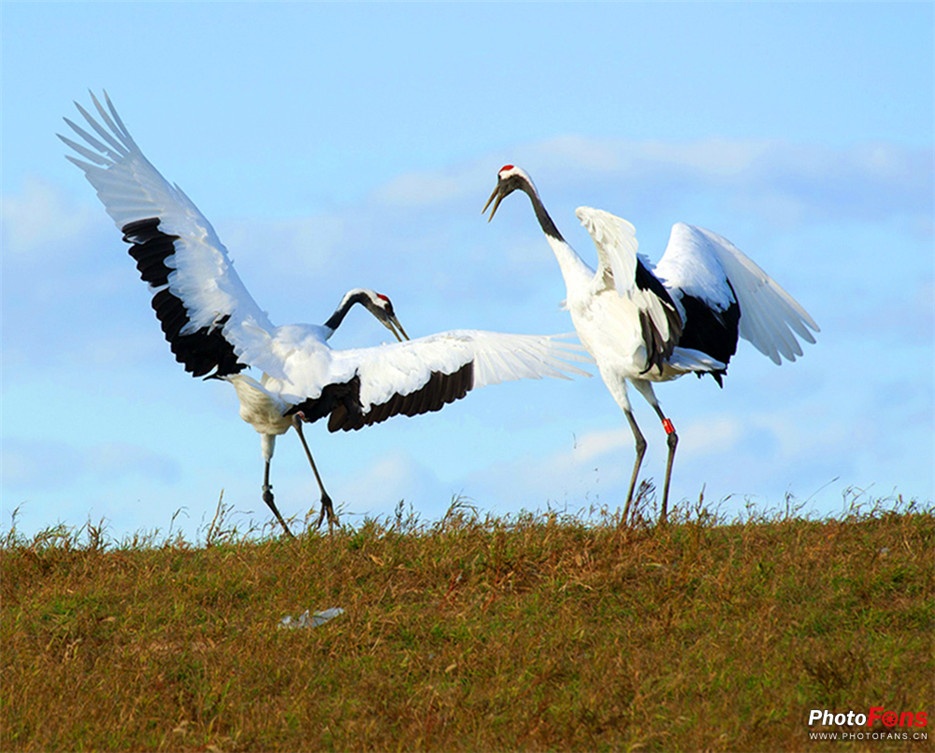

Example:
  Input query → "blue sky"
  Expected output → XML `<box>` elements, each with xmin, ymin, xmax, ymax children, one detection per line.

<box><xmin>3</xmin><ymin>2</ymin><xmax>932</xmax><ymax>539</ymax></box>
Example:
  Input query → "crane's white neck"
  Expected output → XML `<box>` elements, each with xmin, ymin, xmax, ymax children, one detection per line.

<box><xmin>517</xmin><ymin>178</ymin><xmax>593</xmax><ymax>293</ymax></box>
<box><xmin>545</xmin><ymin>234</ymin><xmax>594</xmax><ymax>295</ymax></box>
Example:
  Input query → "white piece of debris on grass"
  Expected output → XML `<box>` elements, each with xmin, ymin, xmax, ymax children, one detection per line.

<box><xmin>279</xmin><ymin>608</ymin><xmax>345</xmax><ymax>629</ymax></box>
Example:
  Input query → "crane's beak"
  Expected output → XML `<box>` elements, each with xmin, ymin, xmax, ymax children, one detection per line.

<box><xmin>384</xmin><ymin>314</ymin><xmax>410</xmax><ymax>342</ymax></box>
<box><xmin>483</xmin><ymin>182</ymin><xmax>505</xmax><ymax>222</ymax></box>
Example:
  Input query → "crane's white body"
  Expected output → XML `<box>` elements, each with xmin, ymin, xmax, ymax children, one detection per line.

<box><xmin>485</xmin><ymin>166</ymin><xmax>818</xmax><ymax>522</ymax></box>
<box><xmin>61</xmin><ymin>94</ymin><xmax>588</xmax><ymax>534</ymax></box>
<box><xmin>545</xmin><ymin>230</ymin><xmax>722</xmax><ymax>395</ymax></box>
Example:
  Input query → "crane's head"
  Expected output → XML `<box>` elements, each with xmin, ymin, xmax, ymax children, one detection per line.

<box><xmin>359</xmin><ymin>290</ymin><xmax>410</xmax><ymax>342</ymax></box>
<box><xmin>483</xmin><ymin>164</ymin><xmax>536</xmax><ymax>221</ymax></box>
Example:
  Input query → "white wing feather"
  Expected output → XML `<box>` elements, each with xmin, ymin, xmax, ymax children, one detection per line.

<box><xmin>655</xmin><ymin>223</ymin><xmax>819</xmax><ymax>364</ymax></box>
<box><xmin>267</xmin><ymin>330</ymin><xmax>590</xmax><ymax>410</ymax></box>
<box><xmin>59</xmin><ymin>92</ymin><xmax>275</xmax><ymax>359</ymax></box>
<box><xmin>575</xmin><ymin>206</ymin><xmax>679</xmax><ymax>349</ymax></box>
<box><xmin>575</xmin><ymin>206</ymin><xmax>638</xmax><ymax>296</ymax></box>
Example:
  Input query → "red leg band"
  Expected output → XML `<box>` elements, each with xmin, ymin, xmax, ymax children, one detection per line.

<box><xmin>662</xmin><ymin>418</ymin><xmax>675</xmax><ymax>435</ymax></box>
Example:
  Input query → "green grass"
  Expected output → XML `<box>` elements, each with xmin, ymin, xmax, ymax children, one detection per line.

<box><xmin>2</xmin><ymin>491</ymin><xmax>932</xmax><ymax>752</ymax></box>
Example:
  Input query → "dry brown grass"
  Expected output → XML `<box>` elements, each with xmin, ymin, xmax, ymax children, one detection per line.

<box><xmin>2</xmin><ymin>492</ymin><xmax>932</xmax><ymax>752</ymax></box>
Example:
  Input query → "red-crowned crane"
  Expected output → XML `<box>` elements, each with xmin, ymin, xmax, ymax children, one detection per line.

<box><xmin>227</xmin><ymin>287</ymin><xmax>409</xmax><ymax>534</ymax></box>
<box><xmin>60</xmin><ymin>95</ymin><xmax>588</xmax><ymax>537</ymax></box>
<box><xmin>484</xmin><ymin>165</ymin><xmax>819</xmax><ymax>524</ymax></box>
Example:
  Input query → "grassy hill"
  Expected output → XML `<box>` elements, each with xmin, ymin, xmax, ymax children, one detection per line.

<box><xmin>2</xmin><ymin>492</ymin><xmax>932</xmax><ymax>752</ymax></box>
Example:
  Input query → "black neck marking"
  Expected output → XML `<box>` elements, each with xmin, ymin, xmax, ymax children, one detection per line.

<box><xmin>522</xmin><ymin>182</ymin><xmax>564</xmax><ymax>242</ymax></box>
<box><xmin>324</xmin><ymin>291</ymin><xmax>371</xmax><ymax>332</ymax></box>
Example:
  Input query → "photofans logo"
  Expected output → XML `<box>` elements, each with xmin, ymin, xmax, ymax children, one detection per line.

<box><xmin>807</xmin><ymin>707</ymin><xmax>929</xmax><ymax>742</ymax></box>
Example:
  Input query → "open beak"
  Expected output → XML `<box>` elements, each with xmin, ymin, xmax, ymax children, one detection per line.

<box><xmin>483</xmin><ymin>182</ymin><xmax>505</xmax><ymax>222</ymax></box>
<box><xmin>384</xmin><ymin>315</ymin><xmax>410</xmax><ymax>342</ymax></box>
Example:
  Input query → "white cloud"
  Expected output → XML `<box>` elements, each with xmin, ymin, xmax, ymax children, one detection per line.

<box><xmin>461</xmin><ymin>428</ymin><xmax>629</xmax><ymax>512</ymax></box>
<box><xmin>677</xmin><ymin>416</ymin><xmax>745</xmax><ymax>458</ymax></box>
<box><xmin>1</xmin><ymin>177</ymin><xmax>99</xmax><ymax>258</ymax></box>
<box><xmin>361</xmin><ymin>137</ymin><xmax>932</xmax><ymax>230</ymax></box>
<box><xmin>373</xmin><ymin>171</ymin><xmax>464</xmax><ymax>207</ymax></box>
<box><xmin>3</xmin><ymin>437</ymin><xmax>181</xmax><ymax>492</ymax></box>
<box><xmin>331</xmin><ymin>449</ymin><xmax>449</xmax><ymax>521</ymax></box>
<box><xmin>570</xmin><ymin>426</ymin><xmax>629</xmax><ymax>463</ymax></box>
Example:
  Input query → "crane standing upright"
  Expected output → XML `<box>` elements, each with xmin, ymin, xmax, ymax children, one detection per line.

<box><xmin>484</xmin><ymin>164</ymin><xmax>818</xmax><ymax>524</ymax></box>
<box><xmin>60</xmin><ymin>94</ymin><xmax>588</xmax><ymax>537</ymax></box>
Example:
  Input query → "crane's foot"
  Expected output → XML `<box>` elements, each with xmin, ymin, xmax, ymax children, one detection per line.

<box><xmin>263</xmin><ymin>483</ymin><xmax>295</xmax><ymax>538</ymax></box>
<box><xmin>313</xmin><ymin>491</ymin><xmax>339</xmax><ymax>533</ymax></box>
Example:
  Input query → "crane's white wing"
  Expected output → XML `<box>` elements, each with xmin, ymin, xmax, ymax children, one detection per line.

<box><xmin>655</xmin><ymin>223</ymin><xmax>819</xmax><ymax>364</ymax></box>
<box><xmin>339</xmin><ymin>329</ymin><xmax>590</xmax><ymax>399</ymax></box>
<box><xmin>265</xmin><ymin>330</ymin><xmax>590</xmax><ymax>432</ymax></box>
<box><xmin>60</xmin><ymin>91</ymin><xmax>274</xmax><ymax>377</ymax></box>
<box><xmin>575</xmin><ymin>206</ymin><xmax>682</xmax><ymax>371</ymax></box>
<box><xmin>575</xmin><ymin>206</ymin><xmax>639</xmax><ymax>296</ymax></box>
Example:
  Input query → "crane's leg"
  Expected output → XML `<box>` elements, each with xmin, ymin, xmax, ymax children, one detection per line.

<box><xmin>291</xmin><ymin>414</ymin><xmax>339</xmax><ymax>532</ymax></box>
<box><xmin>633</xmin><ymin>381</ymin><xmax>678</xmax><ymax>525</ymax></box>
<box><xmin>260</xmin><ymin>435</ymin><xmax>294</xmax><ymax>538</ymax></box>
<box><xmin>621</xmin><ymin>408</ymin><xmax>647</xmax><ymax>526</ymax></box>
<box><xmin>604</xmin><ymin>374</ymin><xmax>646</xmax><ymax>527</ymax></box>
<box><xmin>652</xmin><ymin>406</ymin><xmax>678</xmax><ymax>524</ymax></box>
